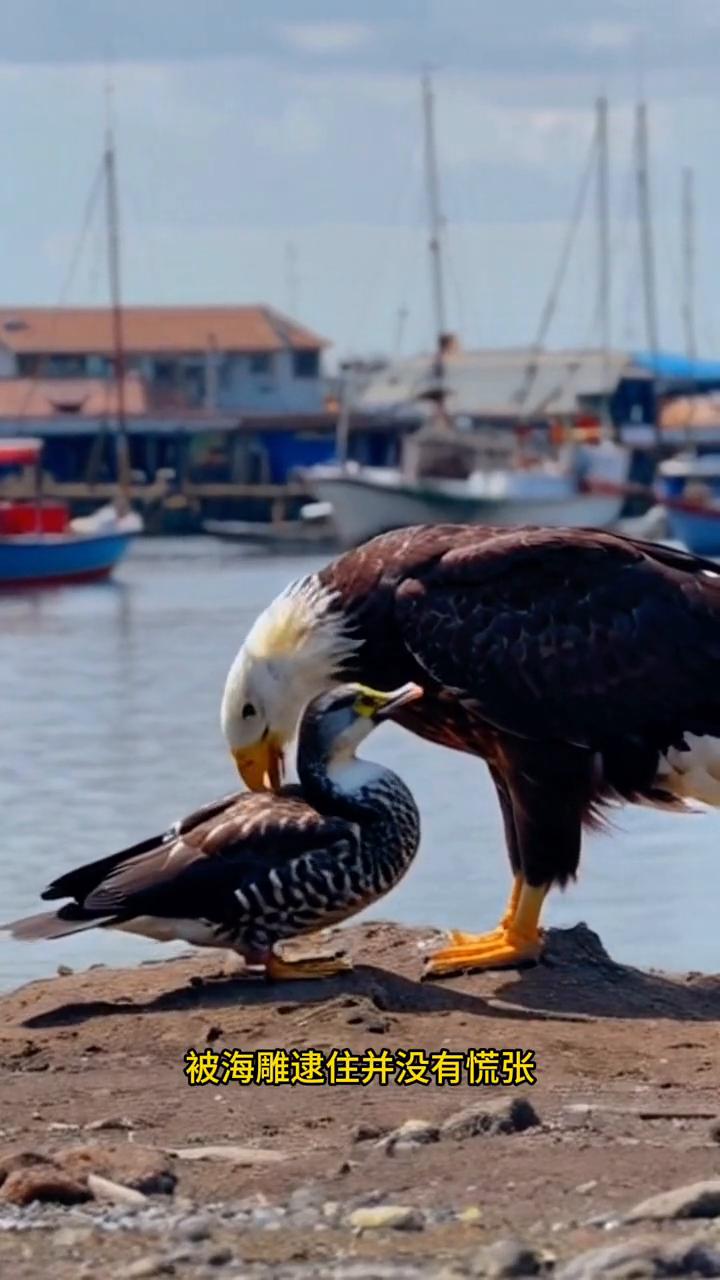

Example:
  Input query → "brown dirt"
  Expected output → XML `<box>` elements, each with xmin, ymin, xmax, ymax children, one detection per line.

<box><xmin>0</xmin><ymin>921</ymin><xmax>719</xmax><ymax>1276</ymax></box>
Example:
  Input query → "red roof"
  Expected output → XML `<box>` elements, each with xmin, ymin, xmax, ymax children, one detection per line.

<box><xmin>0</xmin><ymin>306</ymin><xmax>327</xmax><ymax>356</ymax></box>
<box><xmin>0</xmin><ymin>376</ymin><xmax>148</xmax><ymax>419</ymax></box>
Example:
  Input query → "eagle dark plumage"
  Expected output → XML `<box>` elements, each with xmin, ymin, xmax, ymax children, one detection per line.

<box><xmin>222</xmin><ymin>524</ymin><xmax>720</xmax><ymax>974</ymax></box>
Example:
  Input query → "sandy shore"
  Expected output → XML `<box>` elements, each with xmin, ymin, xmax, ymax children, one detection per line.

<box><xmin>1</xmin><ymin>921</ymin><xmax>719</xmax><ymax>1278</ymax></box>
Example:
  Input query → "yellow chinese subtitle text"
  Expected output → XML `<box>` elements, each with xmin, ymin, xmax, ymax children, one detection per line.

<box><xmin>183</xmin><ymin>1046</ymin><xmax>536</xmax><ymax>1087</ymax></box>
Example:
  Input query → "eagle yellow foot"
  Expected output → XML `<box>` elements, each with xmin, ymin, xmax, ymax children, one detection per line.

<box><xmin>264</xmin><ymin>950</ymin><xmax>353</xmax><ymax>982</ymax></box>
<box><xmin>423</xmin><ymin>927</ymin><xmax>543</xmax><ymax>977</ymax></box>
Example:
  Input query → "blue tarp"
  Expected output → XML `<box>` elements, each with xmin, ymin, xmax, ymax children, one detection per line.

<box><xmin>260</xmin><ymin>431</ymin><xmax>335</xmax><ymax>484</ymax></box>
<box><xmin>632</xmin><ymin>351</ymin><xmax>720</xmax><ymax>382</ymax></box>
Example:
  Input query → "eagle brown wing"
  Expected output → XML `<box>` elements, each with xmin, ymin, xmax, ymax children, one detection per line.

<box><xmin>392</xmin><ymin>526</ymin><xmax>720</xmax><ymax>750</ymax></box>
<box><xmin>57</xmin><ymin>792</ymin><xmax>355</xmax><ymax>920</ymax></box>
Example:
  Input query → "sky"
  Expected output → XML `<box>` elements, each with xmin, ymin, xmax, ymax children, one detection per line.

<box><xmin>1</xmin><ymin>0</ymin><xmax>720</xmax><ymax>365</ymax></box>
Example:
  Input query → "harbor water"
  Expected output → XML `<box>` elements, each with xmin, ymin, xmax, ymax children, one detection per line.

<box><xmin>1</xmin><ymin>537</ymin><xmax>718</xmax><ymax>992</ymax></box>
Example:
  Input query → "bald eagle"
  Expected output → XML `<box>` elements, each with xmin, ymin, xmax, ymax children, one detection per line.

<box><xmin>221</xmin><ymin>524</ymin><xmax>720</xmax><ymax>975</ymax></box>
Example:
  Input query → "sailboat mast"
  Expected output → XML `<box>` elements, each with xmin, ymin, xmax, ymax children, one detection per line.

<box><xmin>634</xmin><ymin>99</ymin><xmax>661</xmax><ymax>445</ymax></box>
<box><xmin>681</xmin><ymin>166</ymin><xmax>697</xmax><ymax>361</ymax></box>
<box><xmin>104</xmin><ymin>85</ymin><xmax>131</xmax><ymax>503</ymax></box>
<box><xmin>421</xmin><ymin>70</ymin><xmax>447</xmax><ymax>382</ymax></box>
<box><xmin>595</xmin><ymin>97</ymin><xmax>611</xmax><ymax>379</ymax></box>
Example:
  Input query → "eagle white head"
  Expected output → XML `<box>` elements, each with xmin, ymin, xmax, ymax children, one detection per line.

<box><xmin>221</xmin><ymin>575</ymin><xmax>362</xmax><ymax>789</ymax></box>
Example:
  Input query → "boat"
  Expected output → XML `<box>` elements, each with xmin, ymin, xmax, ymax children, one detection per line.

<box><xmin>657</xmin><ymin>454</ymin><xmax>720</xmax><ymax>555</ymax></box>
<box><xmin>306</xmin><ymin>85</ymin><xmax>630</xmax><ymax>549</ymax></box>
<box><xmin>0</xmin><ymin>438</ymin><xmax>134</xmax><ymax>587</ymax></box>
<box><xmin>307</xmin><ymin>441</ymin><xmax>629</xmax><ymax>548</ymax></box>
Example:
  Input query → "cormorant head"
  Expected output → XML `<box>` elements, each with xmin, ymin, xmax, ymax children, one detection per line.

<box><xmin>298</xmin><ymin>682</ymin><xmax>423</xmax><ymax>771</ymax></box>
<box><xmin>221</xmin><ymin>575</ymin><xmax>363</xmax><ymax>790</ymax></box>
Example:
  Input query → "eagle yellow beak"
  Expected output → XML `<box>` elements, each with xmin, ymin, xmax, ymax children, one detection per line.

<box><xmin>232</xmin><ymin>734</ymin><xmax>285</xmax><ymax>791</ymax></box>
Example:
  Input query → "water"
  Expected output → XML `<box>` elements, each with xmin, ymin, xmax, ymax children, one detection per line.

<box><xmin>1</xmin><ymin>536</ymin><xmax>718</xmax><ymax>992</ymax></box>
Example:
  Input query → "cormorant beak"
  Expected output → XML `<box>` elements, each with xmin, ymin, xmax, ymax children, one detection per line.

<box><xmin>362</xmin><ymin>682</ymin><xmax>424</xmax><ymax>722</ymax></box>
<box><xmin>232</xmin><ymin>733</ymin><xmax>286</xmax><ymax>791</ymax></box>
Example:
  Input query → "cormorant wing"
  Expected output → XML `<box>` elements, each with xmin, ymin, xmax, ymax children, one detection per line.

<box><xmin>61</xmin><ymin>792</ymin><xmax>356</xmax><ymax>920</ymax></box>
<box><xmin>42</xmin><ymin>791</ymin><xmax>245</xmax><ymax>902</ymax></box>
<box><xmin>393</xmin><ymin>527</ymin><xmax>720</xmax><ymax>748</ymax></box>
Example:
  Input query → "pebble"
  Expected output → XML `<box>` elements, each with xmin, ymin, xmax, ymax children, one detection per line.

<box><xmin>351</xmin><ymin>1122</ymin><xmax>387</xmax><ymax>1144</ymax></box>
<box><xmin>457</xmin><ymin>1206</ymin><xmax>483</xmax><ymax>1224</ymax></box>
<box><xmin>625</xmin><ymin>1178</ymin><xmax>720</xmax><ymax>1222</ymax></box>
<box><xmin>557</xmin><ymin>1235</ymin><xmax>720</xmax><ymax>1279</ymax></box>
<box><xmin>0</xmin><ymin>1166</ymin><xmax>91</xmax><ymax>1207</ymax></box>
<box><xmin>468</xmin><ymin>1238</ymin><xmax>546</xmax><ymax>1276</ymax></box>
<box><xmin>85</xmin><ymin>1117</ymin><xmax>135</xmax><ymax>1133</ymax></box>
<box><xmin>574</xmin><ymin>1180</ymin><xmax>598</xmax><ymax>1196</ymax></box>
<box><xmin>441</xmin><ymin>1096</ymin><xmax>541</xmax><ymax>1141</ymax></box>
<box><xmin>176</xmin><ymin>1213</ymin><xmax>213</xmax><ymax>1242</ymax></box>
<box><xmin>56</xmin><ymin>964</ymin><xmax>74</xmax><ymax>977</ymax></box>
<box><xmin>288</xmin><ymin>1182</ymin><xmax>325</xmax><ymax>1211</ymax></box>
<box><xmin>114</xmin><ymin>1257</ymin><xmax>175</xmax><ymax>1279</ymax></box>
<box><xmin>348</xmin><ymin>1204</ymin><xmax>425</xmax><ymax>1232</ymax></box>
<box><xmin>57</xmin><ymin>1143</ymin><xmax>177</xmax><ymax>1196</ymax></box>
<box><xmin>381</xmin><ymin>1118</ymin><xmax>440</xmax><ymax>1154</ymax></box>
<box><xmin>206</xmin><ymin>1245</ymin><xmax>233</xmax><ymax>1266</ymax></box>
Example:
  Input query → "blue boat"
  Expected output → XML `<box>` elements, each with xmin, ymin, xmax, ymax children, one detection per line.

<box><xmin>0</xmin><ymin>438</ymin><xmax>135</xmax><ymax>588</ymax></box>
<box><xmin>658</xmin><ymin>454</ymin><xmax>720</xmax><ymax>556</ymax></box>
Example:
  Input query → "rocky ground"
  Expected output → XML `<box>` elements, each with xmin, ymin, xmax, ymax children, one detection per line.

<box><xmin>0</xmin><ymin>921</ymin><xmax>720</xmax><ymax>1279</ymax></box>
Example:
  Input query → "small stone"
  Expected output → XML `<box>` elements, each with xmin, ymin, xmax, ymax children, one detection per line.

<box><xmin>470</xmin><ymin>1238</ymin><xmax>544</xmax><ymax>1277</ymax></box>
<box><xmin>442</xmin><ymin>1097</ymin><xmax>541</xmax><ymax>1141</ymax></box>
<box><xmin>352</xmin><ymin>1122</ymin><xmax>386</xmax><ymax>1144</ymax></box>
<box><xmin>204</xmin><ymin>1025</ymin><xmax>223</xmax><ymax>1044</ymax></box>
<box><xmin>57</xmin><ymin>1143</ymin><xmax>176</xmax><ymax>1195</ymax></box>
<box><xmin>457</xmin><ymin>1206</ymin><xmax>483</xmax><ymax>1224</ymax></box>
<box><xmin>382</xmin><ymin>1118</ymin><xmax>440</xmax><ymax>1154</ymax></box>
<box><xmin>556</xmin><ymin>1235</ymin><xmax>720</xmax><ymax>1279</ymax></box>
<box><xmin>0</xmin><ymin>1166</ymin><xmax>90</xmax><ymax>1206</ymax></box>
<box><xmin>56</xmin><ymin>964</ymin><xmax>74</xmax><ymax>976</ymax></box>
<box><xmin>575</xmin><ymin>1180</ymin><xmax>599</xmax><ymax>1195</ymax></box>
<box><xmin>176</xmin><ymin>1213</ymin><xmax>212</xmax><ymax>1242</ymax></box>
<box><xmin>288</xmin><ymin>1182</ymin><xmax>325</xmax><ymax>1210</ymax></box>
<box><xmin>48</xmin><ymin>1122</ymin><xmax>80</xmax><ymax>1133</ymax></box>
<box><xmin>115</xmin><ymin>1258</ymin><xmax>175</xmax><ymax>1279</ymax></box>
<box><xmin>170</xmin><ymin>1144</ymin><xmax>283</xmax><ymax>1166</ymax></box>
<box><xmin>87</xmin><ymin>1173</ymin><xmax>148</xmax><ymax>1207</ymax></box>
<box><xmin>85</xmin><ymin>1117</ymin><xmax>134</xmax><ymax>1133</ymax></box>
<box><xmin>625</xmin><ymin>1179</ymin><xmax>720</xmax><ymax>1222</ymax></box>
<box><xmin>206</xmin><ymin>1246</ymin><xmax>233</xmax><ymax>1266</ymax></box>
<box><xmin>348</xmin><ymin>1204</ymin><xmax>425</xmax><ymax>1232</ymax></box>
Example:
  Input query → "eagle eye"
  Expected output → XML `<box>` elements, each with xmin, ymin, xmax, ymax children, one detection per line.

<box><xmin>242</xmin><ymin>702</ymin><xmax>256</xmax><ymax>720</ymax></box>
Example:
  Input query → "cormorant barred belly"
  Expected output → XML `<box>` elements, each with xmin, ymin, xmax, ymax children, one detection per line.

<box><xmin>5</xmin><ymin>684</ymin><xmax>422</xmax><ymax>980</ymax></box>
<box><xmin>221</xmin><ymin>524</ymin><xmax>720</xmax><ymax>976</ymax></box>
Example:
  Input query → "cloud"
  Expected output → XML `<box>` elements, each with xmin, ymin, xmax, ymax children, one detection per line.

<box><xmin>276</xmin><ymin>21</ymin><xmax>372</xmax><ymax>55</ymax></box>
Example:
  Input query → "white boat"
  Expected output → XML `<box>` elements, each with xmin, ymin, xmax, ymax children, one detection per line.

<box><xmin>307</xmin><ymin>440</ymin><xmax>629</xmax><ymax>548</ymax></box>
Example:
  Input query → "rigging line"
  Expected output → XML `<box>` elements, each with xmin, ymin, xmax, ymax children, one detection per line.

<box><xmin>513</xmin><ymin>125</ymin><xmax>598</xmax><ymax>411</ymax></box>
<box><xmin>18</xmin><ymin>158</ymin><xmax>106</xmax><ymax>420</ymax></box>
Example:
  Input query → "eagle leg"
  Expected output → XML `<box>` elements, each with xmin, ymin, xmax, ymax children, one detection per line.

<box><xmin>264</xmin><ymin>948</ymin><xmax>353</xmax><ymax>982</ymax></box>
<box><xmin>423</xmin><ymin>882</ymin><xmax>548</xmax><ymax>976</ymax></box>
